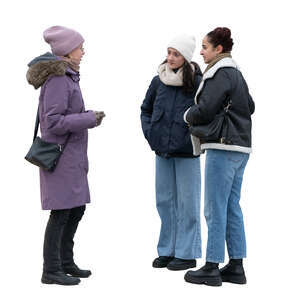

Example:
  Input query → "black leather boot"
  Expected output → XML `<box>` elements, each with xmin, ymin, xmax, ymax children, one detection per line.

<box><xmin>167</xmin><ymin>258</ymin><xmax>196</xmax><ymax>271</ymax></box>
<box><xmin>220</xmin><ymin>259</ymin><xmax>246</xmax><ymax>284</ymax></box>
<box><xmin>41</xmin><ymin>271</ymin><xmax>81</xmax><ymax>285</ymax></box>
<box><xmin>152</xmin><ymin>256</ymin><xmax>174</xmax><ymax>268</ymax></box>
<box><xmin>184</xmin><ymin>262</ymin><xmax>222</xmax><ymax>286</ymax></box>
<box><xmin>63</xmin><ymin>263</ymin><xmax>92</xmax><ymax>278</ymax></box>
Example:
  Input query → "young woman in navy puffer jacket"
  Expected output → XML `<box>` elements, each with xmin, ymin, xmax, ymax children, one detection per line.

<box><xmin>141</xmin><ymin>34</ymin><xmax>203</xmax><ymax>271</ymax></box>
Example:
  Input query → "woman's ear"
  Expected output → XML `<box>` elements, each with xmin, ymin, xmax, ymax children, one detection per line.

<box><xmin>216</xmin><ymin>44</ymin><xmax>223</xmax><ymax>54</ymax></box>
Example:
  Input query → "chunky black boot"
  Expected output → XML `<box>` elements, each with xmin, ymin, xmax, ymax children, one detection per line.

<box><xmin>63</xmin><ymin>263</ymin><xmax>92</xmax><ymax>278</ymax></box>
<box><xmin>184</xmin><ymin>262</ymin><xmax>222</xmax><ymax>286</ymax></box>
<box><xmin>41</xmin><ymin>271</ymin><xmax>81</xmax><ymax>285</ymax></box>
<box><xmin>166</xmin><ymin>258</ymin><xmax>196</xmax><ymax>271</ymax></box>
<box><xmin>220</xmin><ymin>259</ymin><xmax>246</xmax><ymax>284</ymax></box>
<box><xmin>152</xmin><ymin>256</ymin><xmax>174</xmax><ymax>268</ymax></box>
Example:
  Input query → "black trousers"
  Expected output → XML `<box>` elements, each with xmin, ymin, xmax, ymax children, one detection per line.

<box><xmin>43</xmin><ymin>205</ymin><xmax>86</xmax><ymax>272</ymax></box>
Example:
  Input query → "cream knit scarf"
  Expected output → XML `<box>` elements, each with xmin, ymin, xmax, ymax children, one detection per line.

<box><xmin>158</xmin><ymin>63</ymin><xmax>183</xmax><ymax>86</ymax></box>
<box><xmin>158</xmin><ymin>63</ymin><xmax>195</xmax><ymax>86</ymax></box>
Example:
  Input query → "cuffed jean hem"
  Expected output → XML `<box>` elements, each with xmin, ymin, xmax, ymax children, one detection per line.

<box><xmin>174</xmin><ymin>252</ymin><xmax>202</xmax><ymax>260</ymax></box>
<box><xmin>175</xmin><ymin>254</ymin><xmax>202</xmax><ymax>260</ymax></box>
<box><xmin>206</xmin><ymin>257</ymin><xmax>225</xmax><ymax>264</ymax></box>
<box><xmin>229</xmin><ymin>254</ymin><xmax>247</xmax><ymax>259</ymax></box>
<box><xmin>157</xmin><ymin>251</ymin><xmax>202</xmax><ymax>260</ymax></box>
<box><xmin>157</xmin><ymin>250</ymin><xmax>175</xmax><ymax>257</ymax></box>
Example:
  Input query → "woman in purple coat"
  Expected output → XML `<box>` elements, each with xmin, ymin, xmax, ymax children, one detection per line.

<box><xmin>26</xmin><ymin>26</ymin><xmax>105</xmax><ymax>285</ymax></box>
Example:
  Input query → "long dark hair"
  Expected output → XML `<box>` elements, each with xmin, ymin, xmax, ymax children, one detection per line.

<box><xmin>161</xmin><ymin>60</ymin><xmax>200</xmax><ymax>94</ymax></box>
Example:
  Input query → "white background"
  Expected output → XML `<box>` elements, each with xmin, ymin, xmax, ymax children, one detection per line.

<box><xmin>1</xmin><ymin>0</ymin><xmax>299</xmax><ymax>298</ymax></box>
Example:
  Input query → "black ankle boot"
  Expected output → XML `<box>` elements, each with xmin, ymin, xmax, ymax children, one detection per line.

<box><xmin>41</xmin><ymin>270</ymin><xmax>81</xmax><ymax>285</ymax></box>
<box><xmin>63</xmin><ymin>264</ymin><xmax>92</xmax><ymax>278</ymax></box>
<box><xmin>166</xmin><ymin>258</ymin><xmax>196</xmax><ymax>271</ymax></box>
<box><xmin>152</xmin><ymin>256</ymin><xmax>174</xmax><ymax>268</ymax></box>
<box><xmin>184</xmin><ymin>262</ymin><xmax>222</xmax><ymax>286</ymax></box>
<box><xmin>220</xmin><ymin>259</ymin><xmax>246</xmax><ymax>284</ymax></box>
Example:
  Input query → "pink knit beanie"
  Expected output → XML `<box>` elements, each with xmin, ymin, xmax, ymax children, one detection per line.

<box><xmin>43</xmin><ymin>25</ymin><xmax>84</xmax><ymax>56</ymax></box>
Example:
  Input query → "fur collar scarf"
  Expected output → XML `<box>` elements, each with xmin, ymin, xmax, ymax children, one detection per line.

<box><xmin>26</xmin><ymin>59</ymin><xmax>69</xmax><ymax>89</ymax></box>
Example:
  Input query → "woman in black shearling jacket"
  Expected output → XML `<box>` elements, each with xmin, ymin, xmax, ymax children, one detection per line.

<box><xmin>184</xmin><ymin>27</ymin><xmax>255</xmax><ymax>287</ymax></box>
<box><xmin>184</xmin><ymin>59</ymin><xmax>254</xmax><ymax>155</ymax></box>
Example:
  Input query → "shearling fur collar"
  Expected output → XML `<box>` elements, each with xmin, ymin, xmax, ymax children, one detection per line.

<box><xmin>185</xmin><ymin>57</ymin><xmax>240</xmax><ymax>156</ymax></box>
<box><xmin>26</xmin><ymin>60</ymin><xmax>68</xmax><ymax>89</ymax></box>
<box><xmin>194</xmin><ymin>57</ymin><xmax>239</xmax><ymax>104</ymax></box>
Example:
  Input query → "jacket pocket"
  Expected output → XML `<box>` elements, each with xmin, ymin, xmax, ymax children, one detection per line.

<box><xmin>151</xmin><ymin>109</ymin><xmax>164</xmax><ymax>123</ymax></box>
<box><xmin>80</xmin><ymin>159</ymin><xmax>89</xmax><ymax>173</ymax></box>
<box><xmin>148</xmin><ymin>109</ymin><xmax>164</xmax><ymax>151</ymax></box>
<box><xmin>174</xmin><ymin>112</ymin><xmax>189</xmax><ymax>128</ymax></box>
<box><xmin>171</xmin><ymin>113</ymin><xmax>193</xmax><ymax>153</ymax></box>
<box><xmin>69</xmin><ymin>131</ymin><xmax>84</xmax><ymax>143</ymax></box>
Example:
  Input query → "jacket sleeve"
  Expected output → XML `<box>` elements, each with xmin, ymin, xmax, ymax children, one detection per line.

<box><xmin>140</xmin><ymin>76</ymin><xmax>158</xmax><ymax>138</ymax></box>
<box><xmin>185</xmin><ymin>69</ymin><xmax>231</xmax><ymax>125</ymax></box>
<box><xmin>43</xmin><ymin>76</ymin><xmax>97</xmax><ymax>135</ymax></box>
<box><xmin>243</xmin><ymin>75</ymin><xmax>255</xmax><ymax>115</ymax></box>
<box><xmin>248</xmin><ymin>94</ymin><xmax>255</xmax><ymax>115</ymax></box>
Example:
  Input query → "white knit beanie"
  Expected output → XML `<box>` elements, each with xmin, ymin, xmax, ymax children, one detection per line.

<box><xmin>167</xmin><ymin>34</ymin><xmax>196</xmax><ymax>62</ymax></box>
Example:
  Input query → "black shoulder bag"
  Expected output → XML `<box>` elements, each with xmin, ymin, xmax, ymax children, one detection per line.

<box><xmin>25</xmin><ymin>106</ymin><xmax>72</xmax><ymax>172</ymax></box>
<box><xmin>189</xmin><ymin>99</ymin><xmax>232</xmax><ymax>144</ymax></box>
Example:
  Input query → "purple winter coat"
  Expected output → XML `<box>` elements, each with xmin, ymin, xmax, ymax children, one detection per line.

<box><xmin>27</xmin><ymin>56</ymin><xmax>97</xmax><ymax>210</ymax></box>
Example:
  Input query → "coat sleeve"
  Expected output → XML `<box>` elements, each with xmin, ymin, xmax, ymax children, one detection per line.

<box><xmin>185</xmin><ymin>69</ymin><xmax>231</xmax><ymax>125</ymax></box>
<box><xmin>140</xmin><ymin>76</ymin><xmax>158</xmax><ymax>139</ymax></box>
<box><xmin>243</xmin><ymin>75</ymin><xmax>255</xmax><ymax>115</ymax></box>
<box><xmin>43</xmin><ymin>76</ymin><xmax>97</xmax><ymax>135</ymax></box>
<box><xmin>248</xmin><ymin>94</ymin><xmax>255</xmax><ymax>115</ymax></box>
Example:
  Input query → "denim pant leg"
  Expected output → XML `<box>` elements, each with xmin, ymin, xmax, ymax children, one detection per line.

<box><xmin>43</xmin><ymin>209</ymin><xmax>71</xmax><ymax>272</ymax></box>
<box><xmin>61</xmin><ymin>205</ymin><xmax>86</xmax><ymax>267</ymax></box>
<box><xmin>155</xmin><ymin>155</ymin><xmax>177</xmax><ymax>257</ymax></box>
<box><xmin>226</xmin><ymin>153</ymin><xmax>249</xmax><ymax>259</ymax></box>
<box><xmin>204</xmin><ymin>150</ymin><xmax>236</xmax><ymax>263</ymax></box>
<box><xmin>174</xmin><ymin>157</ymin><xmax>202</xmax><ymax>259</ymax></box>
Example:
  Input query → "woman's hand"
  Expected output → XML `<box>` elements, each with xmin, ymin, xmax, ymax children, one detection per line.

<box><xmin>94</xmin><ymin>111</ymin><xmax>106</xmax><ymax>126</ymax></box>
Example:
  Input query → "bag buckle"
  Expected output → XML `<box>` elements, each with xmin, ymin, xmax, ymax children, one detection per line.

<box><xmin>224</xmin><ymin>100</ymin><xmax>232</xmax><ymax>112</ymax></box>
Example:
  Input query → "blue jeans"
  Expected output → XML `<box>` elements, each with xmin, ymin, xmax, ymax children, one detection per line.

<box><xmin>155</xmin><ymin>155</ymin><xmax>201</xmax><ymax>259</ymax></box>
<box><xmin>204</xmin><ymin>149</ymin><xmax>249</xmax><ymax>263</ymax></box>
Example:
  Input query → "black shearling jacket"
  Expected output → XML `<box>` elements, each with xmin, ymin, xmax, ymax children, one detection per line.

<box><xmin>185</xmin><ymin>58</ymin><xmax>254</xmax><ymax>155</ymax></box>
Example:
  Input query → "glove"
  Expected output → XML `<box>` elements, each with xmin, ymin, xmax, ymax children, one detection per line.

<box><xmin>94</xmin><ymin>111</ymin><xmax>106</xmax><ymax>126</ymax></box>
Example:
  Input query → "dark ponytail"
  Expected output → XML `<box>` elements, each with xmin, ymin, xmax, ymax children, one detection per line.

<box><xmin>207</xmin><ymin>27</ymin><xmax>234</xmax><ymax>53</ymax></box>
<box><xmin>182</xmin><ymin>61</ymin><xmax>200</xmax><ymax>94</ymax></box>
